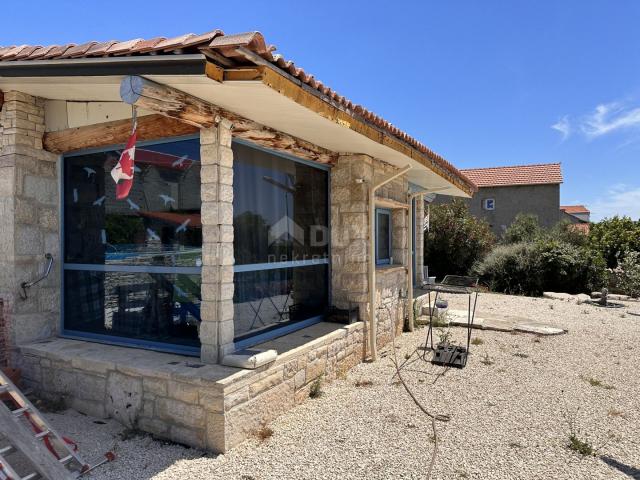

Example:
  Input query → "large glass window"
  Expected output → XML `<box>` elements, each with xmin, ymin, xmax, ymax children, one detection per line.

<box><xmin>232</xmin><ymin>141</ymin><xmax>329</xmax><ymax>342</ymax></box>
<box><xmin>62</xmin><ymin>137</ymin><xmax>201</xmax><ymax>354</ymax></box>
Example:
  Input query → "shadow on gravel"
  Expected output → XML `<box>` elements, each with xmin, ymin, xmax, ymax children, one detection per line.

<box><xmin>600</xmin><ymin>456</ymin><xmax>640</xmax><ymax>479</ymax></box>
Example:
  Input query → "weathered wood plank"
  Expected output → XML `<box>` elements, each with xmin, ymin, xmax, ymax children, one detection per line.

<box><xmin>43</xmin><ymin>114</ymin><xmax>199</xmax><ymax>154</ymax></box>
<box><xmin>119</xmin><ymin>75</ymin><xmax>336</xmax><ymax>164</ymax></box>
<box><xmin>0</xmin><ymin>406</ymin><xmax>75</xmax><ymax>480</ymax></box>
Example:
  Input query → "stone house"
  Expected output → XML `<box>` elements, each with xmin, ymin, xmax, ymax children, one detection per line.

<box><xmin>435</xmin><ymin>163</ymin><xmax>563</xmax><ymax>236</ymax></box>
<box><xmin>0</xmin><ymin>29</ymin><xmax>475</xmax><ymax>452</ymax></box>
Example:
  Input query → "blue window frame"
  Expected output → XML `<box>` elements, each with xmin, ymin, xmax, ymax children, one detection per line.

<box><xmin>375</xmin><ymin>208</ymin><xmax>392</xmax><ymax>265</ymax></box>
<box><xmin>61</xmin><ymin>136</ymin><xmax>202</xmax><ymax>356</ymax></box>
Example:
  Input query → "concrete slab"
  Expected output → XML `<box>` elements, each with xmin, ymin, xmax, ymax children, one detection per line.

<box><xmin>447</xmin><ymin>309</ymin><xmax>485</xmax><ymax>329</ymax></box>
<box><xmin>514</xmin><ymin>323</ymin><xmax>566</xmax><ymax>335</ymax></box>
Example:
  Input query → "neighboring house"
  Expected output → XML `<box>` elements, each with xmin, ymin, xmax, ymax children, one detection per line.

<box><xmin>435</xmin><ymin>163</ymin><xmax>563</xmax><ymax>236</ymax></box>
<box><xmin>560</xmin><ymin>205</ymin><xmax>591</xmax><ymax>233</ymax></box>
<box><xmin>0</xmin><ymin>29</ymin><xmax>475</xmax><ymax>452</ymax></box>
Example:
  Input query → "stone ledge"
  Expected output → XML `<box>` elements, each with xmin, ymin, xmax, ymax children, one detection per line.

<box><xmin>20</xmin><ymin>338</ymin><xmax>238</xmax><ymax>388</ymax></box>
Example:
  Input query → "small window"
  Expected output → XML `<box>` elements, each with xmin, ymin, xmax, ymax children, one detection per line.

<box><xmin>376</xmin><ymin>208</ymin><xmax>392</xmax><ymax>265</ymax></box>
<box><xmin>483</xmin><ymin>198</ymin><xmax>495</xmax><ymax>210</ymax></box>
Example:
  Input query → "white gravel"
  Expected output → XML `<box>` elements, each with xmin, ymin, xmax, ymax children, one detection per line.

<box><xmin>44</xmin><ymin>293</ymin><xmax>639</xmax><ymax>479</ymax></box>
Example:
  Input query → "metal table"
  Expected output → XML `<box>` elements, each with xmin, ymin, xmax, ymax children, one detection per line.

<box><xmin>421</xmin><ymin>275</ymin><xmax>480</xmax><ymax>367</ymax></box>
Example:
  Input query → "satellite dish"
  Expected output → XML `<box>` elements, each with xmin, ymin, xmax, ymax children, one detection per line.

<box><xmin>424</xmin><ymin>193</ymin><xmax>437</xmax><ymax>203</ymax></box>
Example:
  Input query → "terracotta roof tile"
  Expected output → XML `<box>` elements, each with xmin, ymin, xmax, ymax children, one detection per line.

<box><xmin>560</xmin><ymin>205</ymin><xmax>590</xmax><ymax>214</ymax></box>
<box><xmin>60</xmin><ymin>41</ymin><xmax>98</xmax><ymax>58</ymax></box>
<box><xmin>84</xmin><ymin>41</ymin><xmax>120</xmax><ymax>57</ymax></box>
<box><xmin>106</xmin><ymin>39</ymin><xmax>144</xmax><ymax>55</ymax></box>
<box><xmin>461</xmin><ymin>163</ymin><xmax>563</xmax><ymax>187</ymax></box>
<box><xmin>0</xmin><ymin>28</ymin><xmax>476</xmax><ymax>193</ymax></box>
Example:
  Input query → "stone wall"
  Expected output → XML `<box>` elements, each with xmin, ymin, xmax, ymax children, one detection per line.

<box><xmin>0</xmin><ymin>91</ymin><xmax>60</xmax><ymax>364</ymax></box>
<box><xmin>415</xmin><ymin>197</ymin><xmax>425</xmax><ymax>284</ymax></box>
<box><xmin>20</xmin><ymin>321</ymin><xmax>364</xmax><ymax>452</ymax></box>
<box><xmin>331</xmin><ymin>154</ymin><xmax>410</xmax><ymax>349</ymax></box>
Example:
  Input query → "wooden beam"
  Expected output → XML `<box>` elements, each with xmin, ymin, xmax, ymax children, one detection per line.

<box><xmin>120</xmin><ymin>75</ymin><xmax>336</xmax><ymax>164</ymax></box>
<box><xmin>43</xmin><ymin>114</ymin><xmax>198</xmax><ymax>154</ymax></box>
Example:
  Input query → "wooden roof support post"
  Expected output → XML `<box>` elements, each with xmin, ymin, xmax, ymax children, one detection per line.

<box><xmin>119</xmin><ymin>75</ymin><xmax>337</xmax><ymax>164</ymax></box>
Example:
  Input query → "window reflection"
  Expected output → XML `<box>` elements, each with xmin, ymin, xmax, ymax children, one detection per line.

<box><xmin>64</xmin><ymin>270</ymin><xmax>201</xmax><ymax>348</ymax></box>
<box><xmin>63</xmin><ymin>138</ymin><xmax>202</xmax><ymax>351</ymax></box>
<box><xmin>64</xmin><ymin>141</ymin><xmax>202</xmax><ymax>267</ymax></box>
<box><xmin>233</xmin><ymin>142</ymin><xmax>329</xmax><ymax>265</ymax></box>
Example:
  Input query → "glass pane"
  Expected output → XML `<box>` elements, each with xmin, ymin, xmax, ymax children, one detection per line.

<box><xmin>233</xmin><ymin>142</ymin><xmax>329</xmax><ymax>265</ymax></box>
<box><xmin>377</xmin><ymin>211</ymin><xmax>390</xmax><ymax>261</ymax></box>
<box><xmin>64</xmin><ymin>270</ymin><xmax>201</xmax><ymax>348</ymax></box>
<box><xmin>233</xmin><ymin>264</ymin><xmax>327</xmax><ymax>340</ymax></box>
<box><xmin>64</xmin><ymin>139</ymin><xmax>202</xmax><ymax>267</ymax></box>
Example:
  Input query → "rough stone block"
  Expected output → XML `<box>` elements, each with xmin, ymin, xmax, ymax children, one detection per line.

<box><xmin>156</xmin><ymin>397</ymin><xmax>205</xmax><ymax>428</ymax></box>
<box><xmin>106</xmin><ymin>371</ymin><xmax>143</xmax><ymax>428</ymax></box>
<box><xmin>168</xmin><ymin>381</ymin><xmax>199</xmax><ymax>404</ymax></box>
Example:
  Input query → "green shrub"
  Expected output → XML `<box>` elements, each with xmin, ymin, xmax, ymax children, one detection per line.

<box><xmin>473</xmin><ymin>242</ymin><xmax>542</xmax><ymax>295</ymax></box>
<box><xmin>589</xmin><ymin>216</ymin><xmax>640</xmax><ymax>268</ymax></box>
<box><xmin>474</xmin><ymin>239</ymin><xmax>606</xmax><ymax>296</ymax></box>
<box><xmin>424</xmin><ymin>200</ymin><xmax>496</xmax><ymax>279</ymax></box>
<box><xmin>503</xmin><ymin>213</ymin><xmax>543</xmax><ymax>244</ymax></box>
<box><xmin>548</xmin><ymin>220</ymin><xmax>589</xmax><ymax>247</ymax></box>
<box><xmin>615</xmin><ymin>251</ymin><xmax>640</xmax><ymax>298</ymax></box>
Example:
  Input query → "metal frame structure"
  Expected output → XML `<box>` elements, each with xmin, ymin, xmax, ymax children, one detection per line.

<box><xmin>422</xmin><ymin>275</ymin><xmax>480</xmax><ymax>362</ymax></box>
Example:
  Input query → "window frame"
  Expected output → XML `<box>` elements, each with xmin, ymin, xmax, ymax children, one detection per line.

<box><xmin>59</xmin><ymin>134</ymin><xmax>202</xmax><ymax>356</ymax></box>
<box><xmin>231</xmin><ymin>138</ymin><xmax>331</xmax><ymax>350</ymax></box>
<box><xmin>483</xmin><ymin>198</ymin><xmax>496</xmax><ymax>211</ymax></box>
<box><xmin>375</xmin><ymin>208</ymin><xmax>392</xmax><ymax>265</ymax></box>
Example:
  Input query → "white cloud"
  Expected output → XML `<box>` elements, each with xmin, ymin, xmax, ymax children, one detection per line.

<box><xmin>551</xmin><ymin>115</ymin><xmax>571</xmax><ymax>140</ymax></box>
<box><xmin>589</xmin><ymin>184</ymin><xmax>640</xmax><ymax>221</ymax></box>
<box><xmin>580</xmin><ymin>101</ymin><xmax>640</xmax><ymax>138</ymax></box>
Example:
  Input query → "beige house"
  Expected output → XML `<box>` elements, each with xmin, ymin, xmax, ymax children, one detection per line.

<box><xmin>0</xmin><ymin>29</ymin><xmax>475</xmax><ymax>451</ymax></box>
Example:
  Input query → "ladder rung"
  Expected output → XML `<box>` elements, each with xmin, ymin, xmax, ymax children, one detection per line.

<box><xmin>0</xmin><ymin>445</ymin><xmax>15</xmax><ymax>455</ymax></box>
<box><xmin>0</xmin><ymin>384</ymin><xmax>8</xmax><ymax>393</ymax></box>
<box><xmin>11</xmin><ymin>406</ymin><xmax>29</xmax><ymax>416</ymax></box>
<box><xmin>22</xmin><ymin>473</ymin><xmax>40</xmax><ymax>480</ymax></box>
<box><xmin>34</xmin><ymin>430</ymin><xmax>50</xmax><ymax>439</ymax></box>
<box><xmin>58</xmin><ymin>454</ymin><xmax>73</xmax><ymax>464</ymax></box>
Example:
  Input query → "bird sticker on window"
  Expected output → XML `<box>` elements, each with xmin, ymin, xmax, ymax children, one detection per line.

<box><xmin>126</xmin><ymin>198</ymin><xmax>140</xmax><ymax>211</ymax></box>
<box><xmin>159</xmin><ymin>194</ymin><xmax>176</xmax><ymax>206</ymax></box>
<box><xmin>176</xmin><ymin>219</ymin><xmax>191</xmax><ymax>233</ymax></box>
<box><xmin>147</xmin><ymin>228</ymin><xmax>161</xmax><ymax>241</ymax></box>
<box><xmin>83</xmin><ymin>167</ymin><xmax>96</xmax><ymax>179</ymax></box>
<box><xmin>93</xmin><ymin>196</ymin><xmax>106</xmax><ymax>207</ymax></box>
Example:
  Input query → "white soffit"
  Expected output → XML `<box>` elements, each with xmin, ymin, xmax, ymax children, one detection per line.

<box><xmin>0</xmin><ymin>74</ymin><xmax>467</xmax><ymax>196</ymax></box>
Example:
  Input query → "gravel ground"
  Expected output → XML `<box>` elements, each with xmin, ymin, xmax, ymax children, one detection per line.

<box><xmin>43</xmin><ymin>293</ymin><xmax>639</xmax><ymax>479</ymax></box>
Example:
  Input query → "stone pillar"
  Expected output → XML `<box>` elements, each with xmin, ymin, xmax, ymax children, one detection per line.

<box><xmin>199</xmin><ymin>120</ymin><xmax>235</xmax><ymax>364</ymax></box>
<box><xmin>0</xmin><ymin>91</ymin><xmax>60</xmax><ymax>364</ymax></box>
<box><xmin>330</xmin><ymin>154</ymin><xmax>373</xmax><ymax>322</ymax></box>
<box><xmin>415</xmin><ymin>197</ymin><xmax>425</xmax><ymax>284</ymax></box>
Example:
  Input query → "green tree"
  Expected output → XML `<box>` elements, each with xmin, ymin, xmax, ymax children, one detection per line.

<box><xmin>424</xmin><ymin>199</ymin><xmax>496</xmax><ymax>279</ymax></box>
<box><xmin>503</xmin><ymin>213</ymin><xmax>542</xmax><ymax>244</ymax></box>
<box><xmin>588</xmin><ymin>216</ymin><xmax>640</xmax><ymax>268</ymax></box>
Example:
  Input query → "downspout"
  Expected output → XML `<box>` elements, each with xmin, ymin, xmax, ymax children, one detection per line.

<box><xmin>368</xmin><ymin>164</ymin><xmax>412</xmax><ymax>361</ymax></box>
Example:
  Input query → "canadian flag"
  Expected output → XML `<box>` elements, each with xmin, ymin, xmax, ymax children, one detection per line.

<box><xmin>110</xmin><ymin>129</ymin><xmax>137</xmax><ymax>200</ymax></box>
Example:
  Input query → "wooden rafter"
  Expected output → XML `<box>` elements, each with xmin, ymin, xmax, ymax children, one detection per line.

<box><xmin>119</xmin><ymin>75</ymin><xmax>336</xmax><ymax>164</ymax></box>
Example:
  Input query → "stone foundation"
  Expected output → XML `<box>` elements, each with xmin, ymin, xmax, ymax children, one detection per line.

<box><xmin>20</xmin><ymin>322</ymin><xmax>364</xmax><ymax>452</ymax></box>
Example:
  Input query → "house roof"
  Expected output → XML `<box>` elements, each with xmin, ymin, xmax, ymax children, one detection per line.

<box><xmin>460</xmin><ymin>163</ymin><xmax>563</xmax><ymax>188</ymax></box>
<box><xmin>0</xmin><ymin>29</ymin><xmax>476</xmax><ymax>194</ymax></box>
<box><xmin>560</xmin><ymin>205</ymin><xmax>590</xmax><ymax>214</ymax></box>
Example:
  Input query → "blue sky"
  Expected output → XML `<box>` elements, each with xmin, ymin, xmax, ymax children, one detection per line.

<box><xmin>2</xmin><ymin>0</ymin><xmax>639</xmax><ymax>220</ymax></box>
